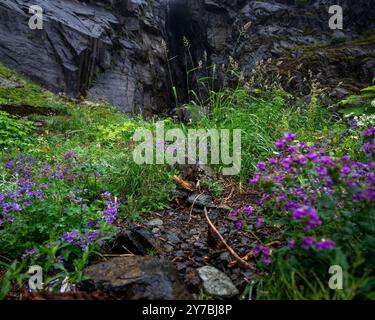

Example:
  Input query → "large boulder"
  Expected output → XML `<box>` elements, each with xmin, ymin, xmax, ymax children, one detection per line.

<box><xmin>83</xmin><ymin>256</ymin><xmax>192</xmax><ymax>300</ymax></box>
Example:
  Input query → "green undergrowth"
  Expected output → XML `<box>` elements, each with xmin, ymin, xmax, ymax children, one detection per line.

<box><xmin>1</xmin><ymin>62</ymin><xmax>372</xmax><ymax>300</ymax></box>
<box><xmin>0</xmin><ymin>63</ymin><xmax>350</xmax><ymax>218</ymax></box>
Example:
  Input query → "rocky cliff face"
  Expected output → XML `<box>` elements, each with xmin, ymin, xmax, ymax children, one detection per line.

<box><xmin>0</xmin><ymin>0</ymin><xmax>374</xmax><ymax>115</ymax></box>
<box><xmin>0</xmin><ymin>0</ymin><xmax>170</xmax><ymax>116</ymax></box>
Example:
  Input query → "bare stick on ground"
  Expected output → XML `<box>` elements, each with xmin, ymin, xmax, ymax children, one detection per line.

<box><xmin>204</xmin><ymin>207</ymin><xmax>254</xmax><ymax>271</ymax></box>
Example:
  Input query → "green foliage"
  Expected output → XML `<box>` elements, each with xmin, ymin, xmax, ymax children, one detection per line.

<box><xmin>0</xmin><ymin>259</ymin><xmax>28</xmax><ymax>300</ymax></box>
<box><xmin>339</xmin><ymin>84</ymin><xmax>375</xmax><ymax>116</ymax></box>
<box><xmin>0</xmin><ymin>155</ymin><xmax>116</xmax><ymax>257</ymax></box>
<box><xmin>200</xmin><ymin>177</ymin><xmax>225</xmax><ymax>198</ymax></box>
<box><xmin>186</xmin><ymin>85</ymin><xmax>333</xmax><ymax>181</ymax></box>
<box><xmin>42</xmin><ymin>105</ymin><xmax>177</xmax><ymax>220</ymax></box>
<box><xmin>99</xmin><ymin>150</ymin><xmax>176</xmax><ymax>220</ymax></box>
<box><xmin>255</xmin><ymin>250</ymin><xmax>373</xmax><ymax>300</ymax></box>
<box><xmin>0</xmin><ymin>111</ymin><xmax>35</xmax><ymax>151</ymax></box>
<box><xmin>0</xmin><ymin>153</ymin><xmax>119</xmax><ymax>298</ymax></box>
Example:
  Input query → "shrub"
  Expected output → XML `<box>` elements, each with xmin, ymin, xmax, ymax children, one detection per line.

<box><xmin>0</xmin><ymin>154</ymin><xmax>119</xmax><ymax>257</ymax></box>
<box><xmin>0</xmin><ymin>153</ymin><xmax>120</xmax><ymax>297</ymax></box>
<box><xmin>231</xmin><ymin>126</ymin><xmax>375</xmax><ymax>299</ymax></box>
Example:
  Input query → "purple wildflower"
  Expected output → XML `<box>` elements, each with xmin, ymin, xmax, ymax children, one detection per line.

<box><xmin>301</xmin><ymin>236</ymin><xmax>316</xmax><ymax>249</ymax></box>
<box><xmin>316</xmin><ymin>239</ymin><xmax>336</xmax><ymax>251</ymax></box>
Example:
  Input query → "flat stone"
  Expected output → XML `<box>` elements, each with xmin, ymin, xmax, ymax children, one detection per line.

<box><xmin>187</xmin><ymin>194</ymin><xmax>215</xmax><ymax>208</ymax></box>
<box><xmin>84</xmin><ymin>256</ymin><xmax>191</xmax><ymax>300</ymax></box>
<box><xmin>167</xmin><ymin>233</ymin><xmax>180</xmax><ymax>244</ymax></box>
<box><xmin>197</xmin><ymin>266</ymin><xmax>239</xmax><ymax>298</ymax></box>
<box><xmin>147</xmin><ymin>219</ymin><xmax>164</xmax><ymax>227</ymax></box>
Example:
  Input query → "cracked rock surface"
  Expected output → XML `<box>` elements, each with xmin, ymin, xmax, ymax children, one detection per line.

<box><xmin>0</xmin><ymin>1</ymin><xmax>374</xmax><ymax>114</ymax></box>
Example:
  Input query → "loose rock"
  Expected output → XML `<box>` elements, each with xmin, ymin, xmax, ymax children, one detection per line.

<box><xmin>187</xmin><ymin>194</ymin><xmax>215</xmax><ymax>208</ymax></box>
<box><xmin>84</xmin><ymin>256</ymin><xmax>192</xmax><ymax>300</ymax></box>
<box><xmin>147</xmin><ymin>219</ymin><xmax>164</xmax><ymax>227</ymax></box>
<box><xmin>197</xmin><ymin>266</ymin><xmax>239</xmax><ymax>298</ymax></box>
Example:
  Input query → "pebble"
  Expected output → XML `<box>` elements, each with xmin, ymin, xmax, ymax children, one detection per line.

<box><xmin>167</xmin><ymin>233</ymin><xmax>180</xmax><ymax>243</ymax></box>
<box><xmin>197</xmin><ymin>266</ymin><xmax>239</xmax><ymax>298</ymax></box>
<box><xmin>147</xmin><ymin>219</ymin><xmax>163</xmax><ymax>227</ymax></box>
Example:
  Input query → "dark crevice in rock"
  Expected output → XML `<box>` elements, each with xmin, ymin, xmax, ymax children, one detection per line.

<box><xmin>165</xmin><ymin>0</ymin><xmax>210</xmax><ymax>111</ymax></box>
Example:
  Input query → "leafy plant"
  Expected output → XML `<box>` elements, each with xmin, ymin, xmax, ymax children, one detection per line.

<box><xmin>339</xmin><ymin>85</ymin><xmax>375</xmax><ymax>116</ymax></box>
<box><xmin>0</xmin><ymin>154</ymin><xmax>119</xmax><ymax>255</ymax></box>
<box><xmin>0</xmin><ymin>111</ymin><xmax>35</xmax><ymax>150</ymax></box>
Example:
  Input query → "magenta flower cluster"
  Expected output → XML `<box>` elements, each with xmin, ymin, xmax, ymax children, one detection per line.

<box><xmin>252</xmin><ymin>243</ymin><xmax>272</xmax><ymax>265</ymax></box>
<box><xmin>229</xmin><ymin>205</ymin><xmax>264</xmax><ymax>231</ymax></box>
<box><xmin>251</xmin><ymin>130</ymin><xmax>374</xmax><ymax>205</ymax></box>
<box><xmin>239</xmin><ymin>128</ymin><xmax>374</xmax><ymax>265</ymax></box>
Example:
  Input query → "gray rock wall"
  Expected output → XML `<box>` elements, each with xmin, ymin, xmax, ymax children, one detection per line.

<box><xmin>0</xmin><ymin>0</ymin><xmax>374</xmax><ymax>115</ymax></box>
<box><xmin>0</xmin><ymin>0</ymin><xmax>170</xmax><ymax>116</ymax></box>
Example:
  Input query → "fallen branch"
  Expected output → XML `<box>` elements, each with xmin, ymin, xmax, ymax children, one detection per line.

<box><xmin>204</xmin><ymin>207</ymin><xmax>254</xmax><ymax>271</ymax></box>
<box><xmin>189</xmin><ymin>192</ymin><xmax>205</xmax><ymax>223</ymax></box>
<box><xmin>173</xmin><ymin>175</ymin><xmax>195</xmax><ymax>191</ymax></box>
<box><xmin>266</xmin><ymin>241</ymin><xmax>281</xmax><ymax>247</ymax></box>
<box><xmin>228</xmin><ymin>251</ymin><xmax>255</xmax><ymax>268</ymax></box>
<box><xmin>224</xmin><ymin>187</ymin><xmax>234</xmax><ymax>202</ymax></box>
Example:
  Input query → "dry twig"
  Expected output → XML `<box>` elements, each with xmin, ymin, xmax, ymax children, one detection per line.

<box><xmin>173</xmin><ymin>175</ymin><xmax>195</xmax><ymax>191</ymax></box>
<box><xmin>188</xmin><ymin>192</ymin><xmax>205</xmax><ymax>223</ymax></box>
<box><xmin>228</xmin><ymin>251</ymin><xmax>254</xmax><ymax>268</ymax></box>
<box><xmin>204</xmin><ymin>208</ymin><xmax>254</xmax><ymax>271</ymax></box>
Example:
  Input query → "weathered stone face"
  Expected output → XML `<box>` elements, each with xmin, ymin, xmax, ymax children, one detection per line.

<box><xmin>0</xmin><ymin>0</ymin><xmax>374</xmax><ymax>115</ymax></box>
<box><xmin>0</xmin><ymin>0</ymin><xmax>170</xmax><ymax>116</ymax></box>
